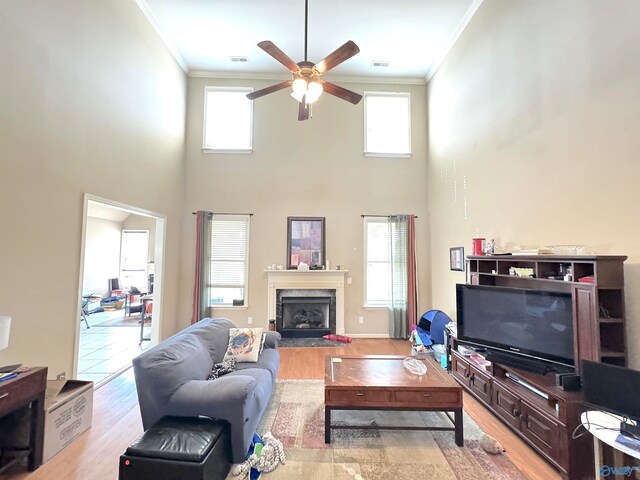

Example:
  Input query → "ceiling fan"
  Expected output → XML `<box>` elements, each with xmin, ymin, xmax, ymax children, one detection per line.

<box><xmin>246</xmin><ymin>0</ymin><xmax>362</xmax><ymax>121</ymax></box>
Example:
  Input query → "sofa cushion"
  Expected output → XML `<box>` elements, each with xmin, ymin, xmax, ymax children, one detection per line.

<box><xmin>138</xmin><ymin>334</ymin><xmax>212</xmax><ymax>400</ymax></box>
<box><xmin>182</xmin><ymin>318</ymin><xmax>236</xmax><ymax>363</ymax></box>
<box><xmin>235</xmin><ymin>348</ymin><xmax>279</xmax><ymax>381</ymax></box>
<box><xmin>224</xmin><ymin>328</ymin><xmax>264</xmax><ymax>363</ymax></box>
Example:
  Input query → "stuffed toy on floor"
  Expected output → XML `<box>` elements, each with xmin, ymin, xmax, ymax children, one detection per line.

<box><xmin>480</xmin><ymin>433</ymin><xmax>506</xmax><ymax>454</ymax></box>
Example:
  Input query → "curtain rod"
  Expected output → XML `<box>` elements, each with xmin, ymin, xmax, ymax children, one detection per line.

<box><xmin>361</xmin><ymin>214</ymin><xmax>418</xmax><ymax>219</ymax></box>
<box><xmin>192</xmin><ymin>212</ymin><xmax>253</xmax><ymax>216</ymax></box>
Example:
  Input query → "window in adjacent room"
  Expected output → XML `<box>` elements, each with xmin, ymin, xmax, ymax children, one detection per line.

<box><xmin>364</xmin><ymin>92</ymin><xmax>411</xmax><ymax>157</ymax></box>
<box><xmin>203</xmin><ymin>87</ymin><xmax>253</xmax><ymax>152</ymax></box>
<box><xmin>364</xmin><ymin>216</ymin><xmax>391</xmax><ymax>307</ymax></box>
<box><xmin>208</xmin><ymin>215</ymin><xmax>250</xmax><ymax>307</ymax></box>
<box><xmin>120</xmin><ymin>230</ymin><xmax>149</xmax><ymax>291</ymax></box>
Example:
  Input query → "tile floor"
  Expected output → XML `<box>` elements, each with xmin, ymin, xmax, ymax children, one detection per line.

<box><xmin>77</xmin><ymin>310</ymin><xmax>152</xmax><ymax>385</ymax></box>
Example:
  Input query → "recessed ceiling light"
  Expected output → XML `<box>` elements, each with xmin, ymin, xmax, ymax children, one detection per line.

<box><xmin>371</xmin><ymin>61</ymin><xmax>390</xmax><ymax>67</ymax></box>
<box><xmin>230</xmin><ymin>56</ymin><xmax>248</xmax><ymax>63</ymax></box>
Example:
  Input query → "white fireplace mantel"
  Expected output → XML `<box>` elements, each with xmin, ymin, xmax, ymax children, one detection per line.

<box><xmin>266</xmin><ymin>270</ymin><xmax>348</xmax><ymax>335</ymax></box>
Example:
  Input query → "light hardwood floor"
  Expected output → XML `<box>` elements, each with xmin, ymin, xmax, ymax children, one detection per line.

<box><xmin>0</xmin><ymin>339</ymin><xmax>561</xmax><ymax>480</ymax></box>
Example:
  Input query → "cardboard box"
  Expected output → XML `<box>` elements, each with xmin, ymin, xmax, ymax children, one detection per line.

<box><xmin>43</xmin><ymin>379</ymin><xmax>94</xmax><ymax>462</ymax></box>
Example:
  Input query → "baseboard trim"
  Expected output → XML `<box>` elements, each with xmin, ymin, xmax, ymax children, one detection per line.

<box><xmin>345</xmin><ymin>333</ymin><xmax>391</xmax><ymax>339</ymax></box>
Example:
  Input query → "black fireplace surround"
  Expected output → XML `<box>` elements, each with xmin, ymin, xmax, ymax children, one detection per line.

<box><xmin>275</xmin><ymin>289</ymin><xmax>336</xmax><ymax>338</ymax></box>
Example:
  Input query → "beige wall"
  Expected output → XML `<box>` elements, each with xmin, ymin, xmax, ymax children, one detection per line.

<box><xmin>179</xmin><ymin>77</ymin><xmax>431</xmax><ymax>335</ymax></box>
<box><xmin>0</xmin><ymin>1</ymin><xmax>186</xmax><ymax>377</ymax></box>
<box><xmin>428</xmin><ymin>1</ymin><xmax>640</xmax><ymax>367</ymax></box>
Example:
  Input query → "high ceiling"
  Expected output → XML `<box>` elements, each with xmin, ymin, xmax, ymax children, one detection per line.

<box><xmin>138</xmin><ymin>0</ymin><xmax>481</xmax><ymax>82</ymax></box>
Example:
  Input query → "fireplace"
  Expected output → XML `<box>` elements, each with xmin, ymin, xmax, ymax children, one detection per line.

<box><xmin>276</xmin><ymin>289</ymin><xmax>336</xmax><ymax>338</ymax></box>
<box><xmin>266</xmin><ymin>270</ymin><xmax>346</xmax><ymax>335</ymax></box>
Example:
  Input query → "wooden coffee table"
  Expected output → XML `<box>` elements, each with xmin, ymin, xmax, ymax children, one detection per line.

<box><xmin>324</xmin><ymin>355</ymin><xmax>463</xmax><ymax>445</ymax></box>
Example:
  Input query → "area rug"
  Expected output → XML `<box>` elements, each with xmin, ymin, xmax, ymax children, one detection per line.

<box><xmin>278</xmin><ymin>338</ymin><xmax>348</xmax><ymax>348</ymax></box>
<box><xmin>240</xmin><ymin>380</ymin><xmax>526</xmax><ymax>480</ymax></box>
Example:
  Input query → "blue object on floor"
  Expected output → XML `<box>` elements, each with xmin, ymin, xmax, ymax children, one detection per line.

<box><xmin>247</xmin><ymin>432</ymin><xmax>263</xmax><ymax>480</ymax></box>
<box><xmin>416</xmin><ymin>326</ymin><xmax>433</xmax><ymax>346</ymax></box>
<box><xmin>418</xmin><ymin>310</ymin><xmax>452</xmax><ymax>344</ymax></box>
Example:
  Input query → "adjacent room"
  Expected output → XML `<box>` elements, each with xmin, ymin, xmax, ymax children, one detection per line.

<box><xmin>1</xmin><ymin>0</ymin><xmax>639</xmax><ymax>479</ymax></box>
<box><xmin>77</xmin><ymin>200</ymin><xmax>157</xmax><ymax>384</ymax></box>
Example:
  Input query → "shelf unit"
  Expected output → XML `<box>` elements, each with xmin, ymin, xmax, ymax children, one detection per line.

<box><xmin>466</xmin><ymin>254</ymin><xmax>628</xmax><ymax>368</ymax></box>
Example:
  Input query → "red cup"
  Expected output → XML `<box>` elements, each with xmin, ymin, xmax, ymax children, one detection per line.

<box><xmin>472</xmin><ymin>238</ymin><xmax>486</xmax><ymax>256</ymax></box>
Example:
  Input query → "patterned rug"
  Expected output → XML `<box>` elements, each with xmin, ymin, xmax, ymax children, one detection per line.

<box><xmin>240</xmin><ymin>380</ymin><xmax>527</xmax><ymax>480</ymax></box>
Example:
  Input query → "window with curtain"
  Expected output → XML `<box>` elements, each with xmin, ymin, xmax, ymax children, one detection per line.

<box><xmin>203</xmin><ymin>87</ymin><xmax>253</xmax><ymax>152</ymax></box>
<box><xmin>364</xmin><ymin>92</ymin><xmax>411</xmax><ymax>157</ymax></box>
<box><xmin>364</xmin><ymin>217</ymin><xmax>391</xmax><ymax>307</ymax></box>
<box><xmin>208</xmin><ymin>215</ymin><xmax>250</xmax><ymax>307</ymax></box>
<box><xmin>120</xmin><ymin>230</ymin><xmax>149</xmax><ymax>290</ymax></box>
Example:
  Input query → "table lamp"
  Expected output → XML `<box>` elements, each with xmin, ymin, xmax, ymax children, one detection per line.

<box><xmin>0</xmin><ymin>316</ymin><xmax>21</xmax><ymax>373</ymax></box>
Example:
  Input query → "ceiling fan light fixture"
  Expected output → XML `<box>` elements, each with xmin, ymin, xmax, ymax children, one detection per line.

<box><xmin>292</xmin><ymin>78</ymin><xmax>307</xmax><ymax>95</ymax></box>
<box><xmin>248</xmin><ymin>0</ymin><xmax>361</xmax><ymax>119</ymax></box>
<box><xmin>305</xmin><ymin>81</ymin><xmax>323</xmax><ymax>104</ymax></box>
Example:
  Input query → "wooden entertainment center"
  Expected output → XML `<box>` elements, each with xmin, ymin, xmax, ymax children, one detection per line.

<box><xmin>450</xmin><ymin>254</ymin><xmax>627</xmax><ymax>480</ymax></box>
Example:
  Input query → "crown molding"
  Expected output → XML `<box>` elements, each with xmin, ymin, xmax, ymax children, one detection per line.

<box><xmin>135</xmin><ymin>0</ymin><xmax>190</xmax><ymax>74</ymax></box>
<box><xmin>425</xmin><ymin>0</ymin><xmax>484</xmax><ymax>83</ymax></box>
<box><xmin>189</xmin><ymin>70</ymin><xmax>427</xmax><ymax>85</ymax></box>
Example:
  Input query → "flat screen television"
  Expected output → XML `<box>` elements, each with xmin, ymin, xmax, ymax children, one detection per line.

<box><xmin>456</xmin><ymin>284</ymin><xmax>574</xmax><ymax>369</ymax></box>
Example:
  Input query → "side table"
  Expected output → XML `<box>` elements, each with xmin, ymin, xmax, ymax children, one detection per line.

<box><xmin>581</xmin><ymin>410</ymin><xmax>640</xmax><ymax>479</ymax></box>
<box><xmin>0</xmin><ymin>367</ymin><xmax>48</xmax><ymax>472</ymax></box>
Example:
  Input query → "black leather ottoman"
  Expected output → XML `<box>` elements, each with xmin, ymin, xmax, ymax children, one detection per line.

<box><xmin>119</xmin><ymin>417</ymin><xmax>231</xmax><ymax>480</ymax></box>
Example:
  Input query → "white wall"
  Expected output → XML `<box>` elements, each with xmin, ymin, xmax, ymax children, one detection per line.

<box><xmin>82</xmin><ymin>217</ymin><xmax>122</xmax><ymax>297</ymax></box>
<box><xmin>0</xmin><ymin>1</ymin><xmax>187</xmax><ymax>377</ymax></box>
<box><xmin>179</xmin><ymin>77</ymin><xmax>431</xmax><ymax>335</ymax></box>
<box><xmin>428</xmin><ymin>1</ymin><xmax>640</xmax><ymax>368</ymax></box>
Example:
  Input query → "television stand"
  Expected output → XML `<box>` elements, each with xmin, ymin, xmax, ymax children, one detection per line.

<box><xmin>450</xmin><ymin>338</ymin><xmax>592</xmax><ymax>480</ymax></box>
<box><xmin>485</xmin><ymin>351</ymin><xmax>550</xmax><ymax>375</ymax></box>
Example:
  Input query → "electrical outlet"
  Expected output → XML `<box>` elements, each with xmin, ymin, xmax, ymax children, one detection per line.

<box><xmin>347</xmin><ymin>277</ymin><xmax>352</xmax><ymax>285</ymax></box>
<box><xmin>358</xmin><ymin>316</ymin><xmax>364</xmax><ymax>324</ymax></box>
<box><xmin>248</xmin><ymin>316</ymin><xmax>253</xmax><ymax>325</ymax></box>
<box><xmin>57</xmin><ymin>372</ymin><xmax>66</xmax><ymax>380</ymax></box>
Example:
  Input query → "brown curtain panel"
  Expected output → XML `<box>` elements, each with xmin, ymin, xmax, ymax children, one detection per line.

<box><xmin>191</xmin><ymin>211</ymin><xmax>211</xmax><ymax>324</ymax></box>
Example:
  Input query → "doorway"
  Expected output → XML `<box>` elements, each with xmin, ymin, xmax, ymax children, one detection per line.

<box><xmin>74</xmin><ymin>195</ymin><xmax>166</xmax><ymax>386</ymax></box>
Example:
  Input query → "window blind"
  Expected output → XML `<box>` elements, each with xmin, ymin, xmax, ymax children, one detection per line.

<box><xmin>209</xmin><ymin>215</ymin><xmax>249</xmax><ymax>289</ymax></box>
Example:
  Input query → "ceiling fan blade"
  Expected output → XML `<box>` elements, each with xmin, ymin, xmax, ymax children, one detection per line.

<box><xmin>257</xmin><ymin>41</ymin><xmax>300</xmax><ymax>73</ymax></box>
<box><xmin>315</xmin><ymin>40</ymin><xmax>360</xmax><ymax>75</ymax></box>
<box><xmin>298</xmin><ymin>99</ymin><xmax>310</xmax><ymax>121</ymax></box>
<box><xmin>246</xmin><ymin>80</ymin><xmax>293</xmax><ymax>100</ymax></box>
<box><xmin>322</xmin><ymin>82</ymin><xmax>363</xmax><ymax>105</ymax></box>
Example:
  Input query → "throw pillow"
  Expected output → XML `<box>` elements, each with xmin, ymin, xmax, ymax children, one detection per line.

<box><xmin>208</xmin><ymin>358</ymin><xmax>236</xmax><ymax>380</ymax></box>
<box><xmin>224</xmin><ymin>328</ymin><xmax>264</xmax><ymax>363</ymax></box>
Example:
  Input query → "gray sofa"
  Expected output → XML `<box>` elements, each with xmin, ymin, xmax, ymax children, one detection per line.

<box><xmin>132</xmin><ymin>317</ymin><xmax>280</xmax><ymax>463</ymax></box>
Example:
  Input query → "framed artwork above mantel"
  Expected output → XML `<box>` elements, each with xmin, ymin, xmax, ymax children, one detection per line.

<box><xmin>287</xmin><ymin>217</ymin><xmax>325</xmax><ymax>269</ymax></box>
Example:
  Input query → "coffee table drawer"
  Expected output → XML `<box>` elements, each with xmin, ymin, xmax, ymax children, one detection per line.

<box><xmin>394</xmin><ymin>390</ymin><xmax>460</xmax><ymax>405</ymax></box>
<box><xmin>327</xmin><ymin>389</ymin><xmax>391</xmax><ymax>404</ymax></box>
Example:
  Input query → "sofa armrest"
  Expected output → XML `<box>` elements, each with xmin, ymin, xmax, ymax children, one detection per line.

<box><xmin>264</xmin><ymin>330</ymin><xmax>280</xmax><ymax>349</ymax></box>
<box><xmin>165</xmin><ymin>374</ymin><xmax>264</xmax><ymax>464</ymax></box>
<box><xmin>167</xmin><ymin>375</ymin><xmax>257</xmax><ymax>415</ymax></box>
